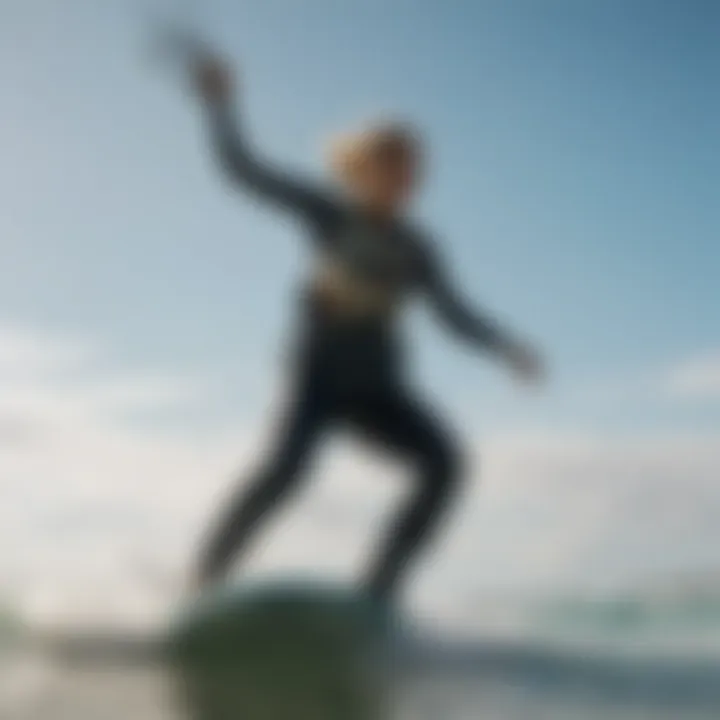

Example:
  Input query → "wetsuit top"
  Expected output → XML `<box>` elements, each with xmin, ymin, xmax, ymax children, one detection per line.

<box><xmin>206</xmin><ymin>102</ymin><xmax>512</xmax><ymax>358</ymax></box>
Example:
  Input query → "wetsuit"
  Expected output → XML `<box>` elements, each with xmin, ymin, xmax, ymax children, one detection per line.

<box><xmin>196</xmin><ymin>101</ymin><xmax>516</xmax><ymax>599</ymax></box>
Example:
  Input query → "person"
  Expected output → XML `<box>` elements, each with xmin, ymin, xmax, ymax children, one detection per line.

<box><xmin>186</xmin><ymin>50</ymin><xmax>544</xmax><ymax>601</ymax></box>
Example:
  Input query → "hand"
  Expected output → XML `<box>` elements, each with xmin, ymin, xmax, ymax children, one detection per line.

<box><xmin>503</xmin><ymin>339</ymin><xmax>545</xmax><ymax>386</ymax></box>
<box><xmin>191</xmin><ymin>53</ymin><xmax>234</xmax><ymax>107</ymax></box>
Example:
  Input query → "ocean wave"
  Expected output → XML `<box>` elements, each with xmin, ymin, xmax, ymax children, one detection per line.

<box><xmin>535</xmin><ymin>594</ymin><xmax>720</xmax><ymax>632</ymax></box>
<box><xmin>400</xmin><ymin>634</ymin><xmax>720</xmax><ymax>707</ymax></box>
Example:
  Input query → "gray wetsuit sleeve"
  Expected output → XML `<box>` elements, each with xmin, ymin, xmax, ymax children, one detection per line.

<box><xmin>206</xmin><ymin>102</ymin><xmax>340</xmax><ymax>235</ymax></box>
<box><xmin>418</xmin><ymin>239</ymin><xmax>511</xmax><ymax>354</ymax></box>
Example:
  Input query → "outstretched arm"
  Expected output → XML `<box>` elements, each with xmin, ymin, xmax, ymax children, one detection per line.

<box><xmin>424</xmin><ymin>256</ymin><xmax>509</xmax><ymax>351</ymax></box>
<box><xmin>193</xmin><ymin>54</ymin><xmax>338</xmax><ymax>228</ymax></box>
<box><xmin>420</xmin><ymin>243</ymin><xmax>543</xmax><ymax>382</ymax></box>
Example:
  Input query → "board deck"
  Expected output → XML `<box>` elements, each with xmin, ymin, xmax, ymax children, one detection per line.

<box><xmin>166</xmin><ymin>577</ymin><xmax>399</xmax><ymax>720</ymax></box>
<box><xmin>169</xmin><ymin>578</ymin><xmax>395</xmax><ymax>649</ymax></box>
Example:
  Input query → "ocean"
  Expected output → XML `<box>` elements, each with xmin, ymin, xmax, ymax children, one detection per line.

<box><xmin>3</xmin><ymin>589</ymin><xmax>720</xmax><ymax>720</ymax></box>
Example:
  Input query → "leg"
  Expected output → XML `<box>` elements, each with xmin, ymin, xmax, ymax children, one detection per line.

<box><xmin>343</xmin><ymin>389</ymin><xmax>463</xmax><ymax>601</ymax></box>
<box><xmin>195</xmin><ymin>378</ymin><xmax>331</xmax><ymax>588</ymax></box>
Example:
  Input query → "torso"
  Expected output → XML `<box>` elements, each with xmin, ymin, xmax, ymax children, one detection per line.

<box><xmin>309</xmin><ymin>208</ymin><xmax>427</xmax><ymax>323</ymax></box>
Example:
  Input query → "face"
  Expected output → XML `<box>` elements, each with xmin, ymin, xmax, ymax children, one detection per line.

<box><xmin>351</xmin><ymin>141</ymin><xmax>419</xmax><ymax>215</ymax></box>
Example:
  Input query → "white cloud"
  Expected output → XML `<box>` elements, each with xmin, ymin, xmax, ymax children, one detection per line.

<box><xmin>665</xmin><ymin>350</ymin><xmax>720</xmax><ymax>401</ymax></box>
<box><xmin>461</xmin><ymin>430</ymin><xmax>720</xmax><ymax>589</ymax></box>
<box><xmin>0</xmin><ymin>323</ymin><xmax>92</xmax><ymax>377</ymax></box>
<box><xmin>2</xmin><ymin>323</ymin><xmax>720</xmax><ymax>627</ymax></box>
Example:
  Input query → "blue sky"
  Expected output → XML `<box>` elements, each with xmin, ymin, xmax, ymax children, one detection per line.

<box><xmin>0</xmin><ymin>0</ymin><xmax>718</xmax><ymax>618</ymax></box>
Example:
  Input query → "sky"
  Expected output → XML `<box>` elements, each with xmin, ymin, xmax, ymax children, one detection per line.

<box><xmin>0</xmin><ymin>0</ymin><xmax>718</xmax><ymax>624</ymax></box>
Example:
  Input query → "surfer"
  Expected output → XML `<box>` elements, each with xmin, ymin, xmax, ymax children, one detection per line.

<box><xmin>187</xmin><ymin>51</ymin><xmax>544</xmax><ymax>601</ymax></box>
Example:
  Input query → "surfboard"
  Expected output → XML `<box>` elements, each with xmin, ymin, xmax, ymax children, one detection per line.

<box><xmin>166</xmin><ymin>577</ymin><xmax>400</xmax><ymax>720</ymax></box>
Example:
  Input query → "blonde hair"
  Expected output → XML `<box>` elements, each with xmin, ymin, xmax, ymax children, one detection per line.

<box><xmin>327</xmin><ymin>119</ymin><xmax>422</xmax><ymax>183</ymax></box>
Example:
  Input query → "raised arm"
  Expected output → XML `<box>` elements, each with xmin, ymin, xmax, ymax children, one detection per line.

<box><xmin>419</xmin><ymin>241</ymin><xmax>543</xmax><ymax>382</ymax></box>
<box><xmin>193</xmin><ymin>54</ymin><xmax>339</xmax><ymax>228</ymax></box>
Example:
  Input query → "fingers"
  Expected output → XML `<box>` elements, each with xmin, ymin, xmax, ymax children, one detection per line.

<box><xmin>191</xmin><ymin>54</ymin><xmax>233</xmax><ymax>105</ymax></box>
<box><xmin>506</xmin><ymin>342</ymin><xmax>545</xmax><ymax>386</ymax></box>
<box><xmin>524</xmin><ymin>352</ymin><xmax>546</xmax><ymax>386</ymax></box>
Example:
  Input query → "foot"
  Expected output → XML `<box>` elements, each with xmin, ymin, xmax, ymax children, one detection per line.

<box><xmin>363</xmin><ymin>574</ymin><xmax>397</xmax><ymax>608</ymax></box>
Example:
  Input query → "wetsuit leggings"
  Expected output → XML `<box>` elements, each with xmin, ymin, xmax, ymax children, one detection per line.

<box><xmin>197</xmin><ymin>361</ymin><xmax>462</xmax><ymax>600</ymax></box>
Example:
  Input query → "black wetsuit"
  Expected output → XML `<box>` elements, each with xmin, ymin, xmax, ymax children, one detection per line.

<box><xmin>196</xmin><ymin>102</ymin><xmax>514</xmax><ymax>599</ymax></box>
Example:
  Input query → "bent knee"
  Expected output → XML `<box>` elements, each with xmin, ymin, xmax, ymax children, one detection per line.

<box><xmin>420</xmin><ymin>433</ymin><xmax>464</xmax><ymax>488</ymax></box>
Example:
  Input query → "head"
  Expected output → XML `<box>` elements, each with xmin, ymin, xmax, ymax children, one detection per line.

<box><xmin>328</xmin><ymin>120</ymin><xmax>422</xmax><ymax>217</ymax></box>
